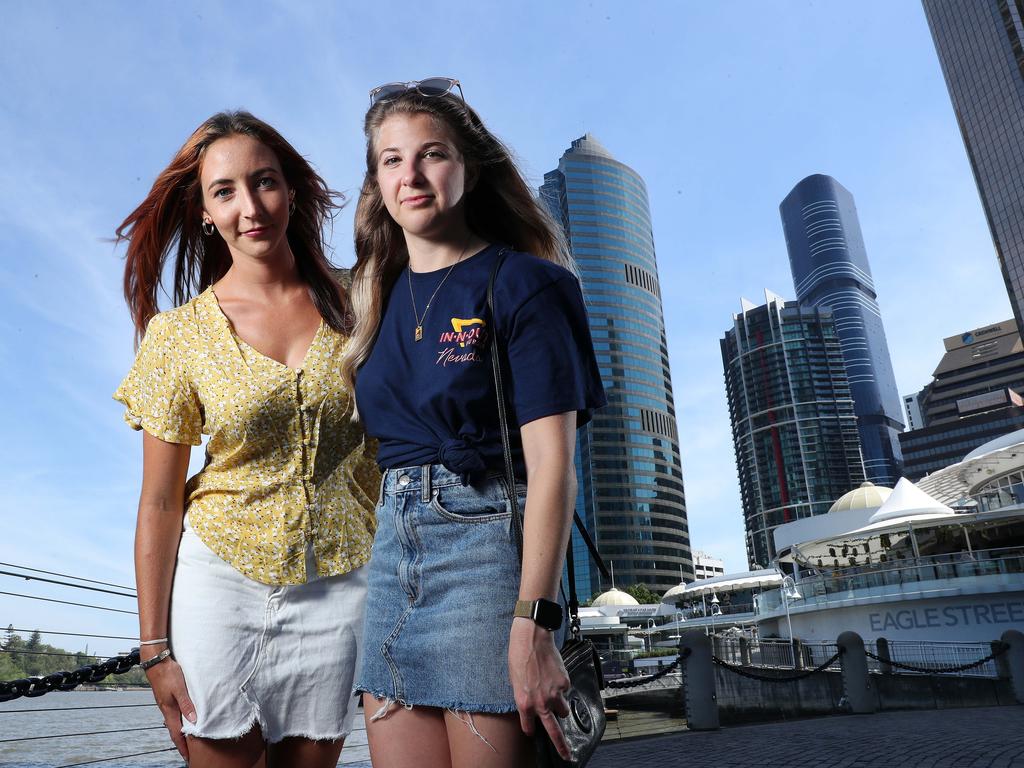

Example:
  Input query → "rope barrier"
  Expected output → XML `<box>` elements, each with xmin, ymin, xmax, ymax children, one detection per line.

<box><xmin>606</xmin><ymin>649</ymin><xmax>690</xmax><ymax>689</ymax></box>
<box><xmin>0</xmin><ymin>562</ymin><xmax>135</xmax><ymax>592</ymax></box>
<box><xmin>1</xmin><ymin>649</ymin><xmax>105</xmax><ymax>659</ymax></box>
<box><xmin>0</xmin><ymin>591</ymin><xmax>137</xmax><ymax>615</ymax></box>
<box><xmin>5</xmin><ymin>628</ymin><xmax>139</xmax><ymax>641</ymax></box>
<box><xmin>864</xmin><ymin>642</ymin><xmax>1008</xmax><ymax>674</ymax></box>
<box><xmin>0</xmin><ymin>648</ymin><xmax>140</xmax><ymax>702</ymax></box>
<box><xmin>711</xmin><ymin>649</ymin><xmax>843</xmax><ymax>682</ymax></box>
<box><xmin>57</xmin><ymin>747</ymin><xmax>179</xmax><ymax>768</ymax></box>
<box><xmin>0</xmin><ymin>702</ymin><xmax>156</xmax><ymax>714</ymax></box>
<box><xmin>0</xmin><ymin>725</ymin><xmax>165</xmax><ymax>744</ymax></box>
<box><xmin>0</xmin><ymin>570</ymin><xmax>137</xmax><ymax>599</ymax></box>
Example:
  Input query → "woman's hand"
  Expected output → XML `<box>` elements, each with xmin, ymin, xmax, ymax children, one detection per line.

<box><xmin>508</xmin><ymin>617</ymin><xmax>571</xmax><ymax>760</ymax></box>
<box><xmin>145</xmin><ymin>651</ymin><xmax>197</xmax><ymax>762</ymax></box>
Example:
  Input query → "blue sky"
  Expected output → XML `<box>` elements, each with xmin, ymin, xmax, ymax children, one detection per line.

<box><xmin>0</xmin><ymin>1</ymin><xmax>1007</xmax><ymax>655</ymax></box>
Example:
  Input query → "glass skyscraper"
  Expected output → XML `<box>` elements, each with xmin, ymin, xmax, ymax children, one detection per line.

<box><xmin>780</xmin><ymin>174</ymin><xmax>905</xmax><ymax>487</ymax></box>
<box><xmin>722</xmin><ymin>292</ymin><xmax>866</xmax><ymax>568</ymax></box>
<box><xmin>540</xmin><ymin>134</ymin><xmax>692</xmax><ymax>597</ymax></box>
<box><xmin>922</xmin><ymin>0</ymin><xmax>1024</xmax><ymax>341</ymax></box>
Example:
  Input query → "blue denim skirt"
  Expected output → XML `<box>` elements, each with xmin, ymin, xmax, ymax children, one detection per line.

<box><xmin>354</xmin><ymin>463</ymin><xmax>543</xmax><ymax>713</ymax></box>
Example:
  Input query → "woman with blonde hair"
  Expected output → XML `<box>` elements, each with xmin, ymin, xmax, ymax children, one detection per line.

<box><xmin>114</xmin><ymin>111</ymin><xmax>378</xmax><ymax>767</ymax></box>
<box><xmin>344</xmin><ymin>79</ymin><xmax>606</xmax><ymax>767</ymax></box>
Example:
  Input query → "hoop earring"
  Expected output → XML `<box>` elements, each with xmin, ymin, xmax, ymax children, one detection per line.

<box><xmin>202</xmin><ymin>221</ymin><xmax>215</xmax><ymax>237</ymax></box>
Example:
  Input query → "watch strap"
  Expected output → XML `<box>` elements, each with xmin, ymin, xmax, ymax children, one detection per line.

<box><xmin>139</xmin><ymin>647</ymin><xmax>172</xmax><ymax>671</ymax></box>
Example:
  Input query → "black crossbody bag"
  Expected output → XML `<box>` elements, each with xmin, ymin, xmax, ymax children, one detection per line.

<box><xmin>487</xmin><ymin>252</ymin><xmax>609</xmax><ymax>767</ymax></box>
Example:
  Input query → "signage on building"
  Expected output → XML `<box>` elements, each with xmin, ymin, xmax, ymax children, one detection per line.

<box><xmin>868</xmin><ymin>600</ymin><xmax>1024</xmax><ymax>632</ymax></box>
<box><xmin>956</xmin><ymin>389</ymin><xmax>1014</xmax><ymax>415</ymax></box>
<box><xmin>944</xmin><ymin>321</ymin><xmax>1012</xmax><ymax>351</ymax></box>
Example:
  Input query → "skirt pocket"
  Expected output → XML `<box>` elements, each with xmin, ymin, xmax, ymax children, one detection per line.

<box><xmin>429</xmin><ymin>479</ymin><xmax>512</xmax><ymax>523</ymax></box>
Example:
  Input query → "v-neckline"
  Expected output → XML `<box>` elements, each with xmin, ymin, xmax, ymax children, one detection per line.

<box><xmin>207</xmin><ymin>287</ymin><xmax>324</xmax><ymax>372</ymax></box>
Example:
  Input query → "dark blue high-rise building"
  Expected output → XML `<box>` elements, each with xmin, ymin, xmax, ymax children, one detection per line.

<box><xmin>780</xmin><ymin>175</ymin><xmax>904</xmax><ymax>486</ymax></box>
<box><xmin>541</xmin><ymin>134</ymin><xmax>693</xmax><ymax>597</ymax></box>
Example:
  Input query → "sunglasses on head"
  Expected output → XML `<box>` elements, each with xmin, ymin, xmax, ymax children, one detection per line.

<box><xmin>369</xmin><ymin>77</ymin><xmax>464</xmax><ymax>106</ymax></box>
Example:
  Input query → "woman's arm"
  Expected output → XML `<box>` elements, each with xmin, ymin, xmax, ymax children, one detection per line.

<box><xmin>508</xmin><ymin>411</ymin><xmax>577</xmax><ymax>760</ymax></box>
<box><xmin>136</xmin><ymin>431</ymin><xmax>196</xmax><ymax>761</ymax></box>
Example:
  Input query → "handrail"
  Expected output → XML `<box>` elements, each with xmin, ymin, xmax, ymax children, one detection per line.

<box><xmin>758</xmin><ymin>547</ymin><xmax>1024</xmax><ymax>613</ymax></box>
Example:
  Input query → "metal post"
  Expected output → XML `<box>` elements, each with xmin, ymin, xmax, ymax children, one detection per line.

<box><xmin>837</xmin><ymin>631</ymin><xmax>877</xmax><ymax>714</ymax></box>
<box><xmin>739</xmin><ymin>636</ymin><xmax>751</xmax><ymax>666</ymax></box>
<box><xmin>1000</xmin><ymin>630</ymin><xmax>1024</xmax><ymax>704</ymax></box>
<box><xmin>792</xmin><ymin>638</ymin><xmax>804</xmax><ymax>670</ymax></box>
<box><xmin>680</xmin><ymin>629</ymin><xmax>719</xmax><ymax>730</ymax></box>
<box><xmin>876</xmin><ymin>637</ymin><xmax>893</xmax><ymax>675</ymax></box>
<box><xmin>908</xmin><ymin>524</ymin><xmax>921</xmax><ymax>561</ymax></box>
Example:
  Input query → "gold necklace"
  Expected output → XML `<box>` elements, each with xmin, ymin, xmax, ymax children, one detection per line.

<box><xmin>407</xmin><ymin>241</ymin><xmax>471</xmax><ymax>342</ymax></box>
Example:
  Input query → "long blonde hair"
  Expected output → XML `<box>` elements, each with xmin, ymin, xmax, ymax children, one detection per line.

<box><xmin>339</xmin><ymin>90</ymin><xmax>573</xmax><ymax>400</ymax></box>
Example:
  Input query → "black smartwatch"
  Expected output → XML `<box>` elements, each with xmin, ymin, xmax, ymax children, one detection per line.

<box><xmin>514</xmin><ymin>598</ymin><xmax>563</xmax><ymax>631</ymax></box>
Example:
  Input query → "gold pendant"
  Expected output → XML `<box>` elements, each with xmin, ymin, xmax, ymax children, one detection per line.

<box><xmin>415</xmin><ymin>325</ymin><xmax>423</xmax><ymax>342</ymax></box>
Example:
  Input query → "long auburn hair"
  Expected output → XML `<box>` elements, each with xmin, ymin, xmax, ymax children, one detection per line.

<box><xmin>339</xmin><ymin>90</ymin><xmax>573</xmax><ymax>397</ymax></box>
<box><xmin>116</xmin><ymin>110</ymin><xmax>347</xmax><ymax>343</ymax></box>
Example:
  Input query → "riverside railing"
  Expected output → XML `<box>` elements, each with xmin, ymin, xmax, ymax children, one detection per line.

<box><xmin>757</xmin><ymin>546</ymin><xmax>1024</xmax><ymax>614</ymax></box>
<box><xmin>709</xmin><ymin>635</ymin><xmax>1004</xmax><ymax>678</ymax></box>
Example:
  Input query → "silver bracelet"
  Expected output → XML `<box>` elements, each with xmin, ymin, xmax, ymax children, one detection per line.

<box><xmin>139</xmin><ymin>638</ymin><xmax>168</xmax><ymax>646</ymax></box>
<box><xmin>140</xmin><ymin>648</ymin><xmax>173</xmax><ymax>671</ymax></box>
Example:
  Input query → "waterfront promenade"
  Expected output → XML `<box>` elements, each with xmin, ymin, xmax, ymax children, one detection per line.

<box><xmin>590</xmin><ymin>706</ymin><xmax>1024</xmax><ymax>767</ymax></box>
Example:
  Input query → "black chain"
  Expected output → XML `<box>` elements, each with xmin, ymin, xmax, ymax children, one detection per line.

<box><xmin>864</xmin><ymin>642</ymin><xmax>1007</xmax><ymax>674</ymax></box>
<box><xmin>711</xmin><ymin>649</ymin><xmax>843</xmax><ymax>682</ymax></box>
<box><xmin>0</xmin><ymin>648</ymin><xmax>140</xmax><ymax>703</ymax></box>
<box><xmin>606</xmin><ymin>648</ymin><xmax>691</xmax><ymax>690</ymax></box>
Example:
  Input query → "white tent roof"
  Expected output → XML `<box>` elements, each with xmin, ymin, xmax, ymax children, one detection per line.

<box><xmin>868</xmin><ymin>478</ymin><xmax>956</xmax><ymax>524</ymax></box>
<box><xmin>661</xmin><ymin>569</ymin><xmax>782</xmax><ymax>602</ymax></box>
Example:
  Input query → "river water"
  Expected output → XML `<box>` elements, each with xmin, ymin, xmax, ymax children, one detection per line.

<box><xmin>0</xmin><ymin>690</ymin><xmax>371</xmax><ymax>767</ymax></box>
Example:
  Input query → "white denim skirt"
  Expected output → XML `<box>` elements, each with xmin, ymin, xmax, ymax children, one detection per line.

<box><xmin>169</xmin><ymin>517</ymin><xmax>366</xmax><ymax>743</ymax></box>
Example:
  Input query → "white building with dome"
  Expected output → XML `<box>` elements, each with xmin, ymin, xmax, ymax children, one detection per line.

<box><xmin>656</xmin><ymin>432</ymin><xmax>1024</xmax><ymax>645</ymax></box>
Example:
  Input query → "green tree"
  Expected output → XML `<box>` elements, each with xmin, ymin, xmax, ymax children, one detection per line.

<box><xmin>624</xmin><ymin>583</ymin><xmax>660</xmax><ymax>605</ymax></box>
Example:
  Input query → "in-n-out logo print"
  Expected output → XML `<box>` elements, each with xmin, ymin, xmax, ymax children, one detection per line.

<box><xmin>436</xmin><ymin>317</ymin><xmax>487</xmax><ymax>366</ymax></box>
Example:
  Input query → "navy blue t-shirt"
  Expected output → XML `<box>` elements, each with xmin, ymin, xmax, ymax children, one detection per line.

<box><xmin>355</xmin><ymin>244</ymin><xmax>606</xmax><ymax>476</ymax></box>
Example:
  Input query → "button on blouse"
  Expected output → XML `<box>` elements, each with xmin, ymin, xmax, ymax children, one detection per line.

<box><xmin>114</xmin><ymin>288</ymin><xmax>379</xmax><ymax>586</ymax></box>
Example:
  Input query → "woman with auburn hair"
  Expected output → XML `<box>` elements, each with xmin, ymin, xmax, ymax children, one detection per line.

<box><xmin>114</xmin><ymin>111</ymin><xmax>379</xmax><ymax>767</ymax></box>
<box><xmin>342</xmin><ymin>80</ymin><xmax>606</xmax><ymax>767</ymax></box>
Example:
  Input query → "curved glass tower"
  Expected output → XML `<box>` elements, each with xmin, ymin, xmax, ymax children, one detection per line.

<box><xmin>780</xmin><ymin>175</ymin><xmax>905</xmax><ymax>486</ymax></box>
<box><xmin>540</xmin><ymin>135</ymin><xmax>692</xmax><ymax>597</ymax></box>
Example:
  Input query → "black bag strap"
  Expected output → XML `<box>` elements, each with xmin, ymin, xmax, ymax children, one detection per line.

<box><xmin>486</xmin><ymin>252</ymin><xmax>609</xmax><ymax>632</ymax></box>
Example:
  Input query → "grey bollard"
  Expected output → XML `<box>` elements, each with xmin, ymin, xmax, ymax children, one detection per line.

<box><xmin>680</xmin><ymin>629</ymin><xmax>719</xmax><ymax>730</ymax></box>
<box><xmin>837</xmin><ymin>631</ymin><xmax>877</xmax><ymax>714</ymax></box>
<box><xmin>1000</xmin><ymin>630</ymin><xmax>1024</xmax><ymax>704</ymax></box>
<box><xmin>739</xmin><ymin>636</ymin><xmax>751</xmax><ymax>666</ymax></box>
<box><xmin>876</xmin><ymin>637</ymin><xmax>893</xmax><ymax>675</ymax></box>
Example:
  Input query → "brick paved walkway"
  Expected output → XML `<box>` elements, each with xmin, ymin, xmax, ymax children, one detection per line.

<box><xmin>590</xmin><ymin>706</ymin><xmax>1024</xmax><ymax>767</ymax></box>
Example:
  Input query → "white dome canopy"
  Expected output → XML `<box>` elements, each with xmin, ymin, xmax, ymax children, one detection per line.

<box><xmin>868</xmin><ymin>478</ymin><xmax>956</xmax><ymax>524</ymax></box>
<box><xmin>591</xmin><ymin>587</ymin><xmax>640</xmax><ymax>607</ymax></box>
<box><xmin>829</xmin><ymin>481</ymin><xmax>892</xmax><ymax>513</ymax></box>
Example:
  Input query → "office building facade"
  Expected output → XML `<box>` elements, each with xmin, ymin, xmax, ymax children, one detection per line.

<box><xmin>693</xmin><ymin>551</ymin><xmax>726</xmax><ymax>581</ymax></box>
<box><xmin>780</xmin><ymin>174</ymin><xmax>905</xmax><ymax>486</ymax></box>
<box><xmin>900</xmin><ymin>320</ymin><xmax>1024</xmax><ymax>479</ymax></box>
<box><xmin>922</xmin><ymin>0</ymin><xmax>1024</xmax><ymax>340</ymax></box>
<box><xmin>722</xmin><ymin>291</ymin><xmax>866</xmax><ymax>568</ymax></box>
<box><xmin>541</xmin><ymin>134</ymin><xmax>692</xmax><ymax>596</ymax></box>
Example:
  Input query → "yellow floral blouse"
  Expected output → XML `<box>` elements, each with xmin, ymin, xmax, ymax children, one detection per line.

<box><xmin>114</xmin><ymin>287</ymin><xmax>380</xmax><ymax>586</ymax></box>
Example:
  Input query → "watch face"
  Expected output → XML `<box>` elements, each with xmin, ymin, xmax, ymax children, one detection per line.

<box><xmin>535</xmin><ymin>599</ymin><xmax>563</xmax><ymax>631</ymax></box>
